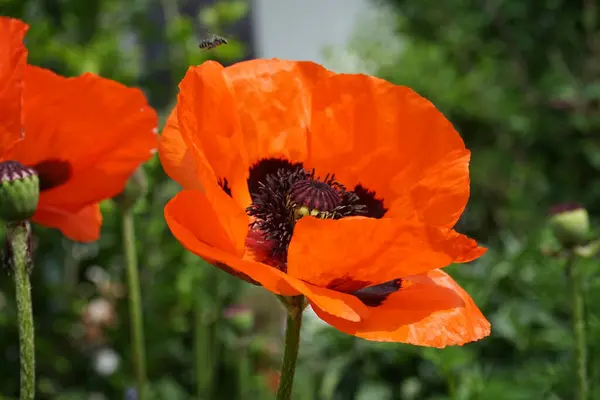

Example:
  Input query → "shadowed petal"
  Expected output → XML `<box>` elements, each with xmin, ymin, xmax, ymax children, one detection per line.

<box><xmin>158</xmin><ymin>108</ymin><xmax>203</xmax><ymax>191</ymax></box>
<box><xmin>6</xmin><ymin>66</ymin><xmax>158</xmax><ymax>215</ymax></box>
<box><xmin>306</xmin><ymin>74</ymin><xmax>469</xmax><ymax>229</ymax></box>
<box><xmin>224</xmin><ymin>58</ymin><xmax>333</xmax><ymax>165</ymax></box>
<box><xmin>288</xmin><ymin>216</ymin><xmax>485</xmax><ymax>288</ymax></box>
<box><xmin>164</xmin><ymin>189</ymin><xmax>298</xmax><ymax>296</ymax></box>
<box><xmin>312</xmin><ymin>269</ymin><xmax>490</xmax><ymax>347</ymax></box>
<box><xmin>33</xmin><ymin>204</ymin><xmax>102</xmax><ymax>242</ymax></box>
<box><xmin>0</xmin><ymin>17</ymin><xmax>28</xmax><ymax>155</ymax></box>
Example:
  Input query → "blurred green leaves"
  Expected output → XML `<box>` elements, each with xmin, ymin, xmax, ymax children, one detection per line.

<box><xmin>309</xmin><ymin>1</ymin><xmax>600</xmax><ymax>398</ymax></box>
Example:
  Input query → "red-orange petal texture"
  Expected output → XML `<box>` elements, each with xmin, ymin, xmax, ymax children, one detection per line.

<box><xmin>160</xmin><ymin>105</ymin><xmax>250</xmax><ymax>210</ymax></box>
<box><xmin>161</xmin><ymin>59</ymin><xmax>488</xmax><ymax>342</ymax></box>
<box><xmin>305</xmin><ymin>73</ymin><xmax>470</xmax><ymax>229</ymax></box>
<box><xmin>0</xmin><ymin>17</ymin><xmax>28</xmax><ymax>155</ymax></box>
<box><xmin>5</xmin><ymin>66</ymin><xmax>157</xmax><ymax>241</ymax></box>
<box><xmin>158</xmin><ymin>108</ymin><xmax>204</xmax><ymax>191</ymax></box>
<box><xmin>164</xmin><ymin>189</ymin><xmax>373</xmax><ymax>321</ymax></box>
<box><xmin>223</xmin><ymin>59</ymin><xmax>333</xmax><ymax>166</ymax></box>
<box><xmin>34</xmin><ymin>204</ymin><xmax>102</xmax><ymax>242</ymax></box>
<box><xmin>164</xmin><ymin>189</ymin><xmax>298</xmax><ymax>295</ymax></box>
<box><xmin>173</xmin><ymin>59</ymin><xmax>333</xmax><ymax>208</ymax></box>
<box><xmin>176</xmin><ymin>62</ymin><xmax>251</xmax><ymax>206</ymax></box>
<box><xmin>311</xmin><ymin>269</ymin><xmax>491</xmax><ymax>347</ymax></box>
<box><xmin>288</xmin><ymin>216</ymin><xmax>486</xmax><ymax>288</ymax></box>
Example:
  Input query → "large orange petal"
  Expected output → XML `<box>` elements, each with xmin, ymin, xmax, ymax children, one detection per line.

<box><xmin>311</xmin><ymin>269</ymin><xmax>491</xmax><ymax>347</ymax></box>
<box><xmin>158</xmin><ymin>108</ymin><xmax>204</xmax><ymax>191</ymax></box>
<box><xmin>159</xmin><ymin>107</ymin><xmax>252</xmax><ymax>209</ymax></box>
<box><xmin>285</xmin><ymin>278</ymin><xmax>370</xmax><ymax>322</ymax></box>
<box><xmin>0</xmin><ymin>17</ymin><xmax>27</xmax><ymax>155</ymax></box>
<box><xmin>33</xmin><ymin>204</ymin><xmax>102</xmax><ymax>242</ymax></box>
<box><xmin>305</xmin><ymin>74</ymin><xmax>469</xmax><ymax>228</ymax></box>
<box><xmin>287</xmin><ymin>216</ymin><xmax>485</xmax><ymax>288</ymax></box>
<box><xmin>6</xmin><ymin>66</ymin><xmax>158</xmax><ymax>211</ymax></box>
<box><xmin>175</xmin><ymin>59</ymin><xmax>333</xmax><ymax>208</ymax></box>
<box><xmin>164</xmin><ymin>188</ymin><xmax>371</xmax><ymax>321</ymax></box>
<box><xmin>224</xmin><ymin>59</ymin><xmax>333</xmax><ymax>165</ymax></box>
<box><xmin>164</xmin><ymin>189</ymin><xmax>298</xmax><ymax>295</ymax></box>
<box><xmin>177</xmin><ymin>62</ymin><xmax>251</xmax><ymax>206</ymax></box>
<box><xmin>387</xmin><ymin>149</ymin><xmax>471</xmax><ymax>228</ymax></box>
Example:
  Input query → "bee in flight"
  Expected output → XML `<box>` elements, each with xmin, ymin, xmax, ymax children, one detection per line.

<box><xmin>199</xmin><ymin>34</ymin><xmax>228</xmax><ymax>50</ymax></box>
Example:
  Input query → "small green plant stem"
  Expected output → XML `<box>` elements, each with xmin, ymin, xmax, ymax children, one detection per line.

<box><xmin>9</xmin><ymin>221</ymin><xmax>35</xmax><ymax>400</ymax></box>
<box><xmin>194</xmin><ymin>277</ymin><xmax>219</xmax><ymax>400</ymax></box>
<box><xmin>566</xmin><ymin>252</ymin><xmax>588</xmax><ymax>400</ymax></box>
<box><xmin>276</xmin><ymin>295</ymin><xmax>304</xmax><ymax>400</ymax></box>
<box><xmin>122</xmin><ymin>211</ymin><xmax>148</xmax><ymax>400</ymax></box>
<box><xmin>236</xmin><ymin>343</ymin><xmax>251</xmax><ymax>399</ymax></box>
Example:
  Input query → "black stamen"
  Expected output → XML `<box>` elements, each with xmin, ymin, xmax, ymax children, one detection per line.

<box><xmin>353</xmin><ymin>184</ymin><xmax>387</xmax><ymax>218</ymax></box>
<box><xmin>247</xmin><ymin>158</ymin><xmax>302</xmax><ymax>200</ymax></box>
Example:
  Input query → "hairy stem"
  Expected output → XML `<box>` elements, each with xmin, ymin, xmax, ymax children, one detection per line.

<box><xmin>566</xmin><ymin>253</ymin><xmax>588</xmax><ymax>400</ymax></box>
<box><xmin>9</xmin><ymin>221</ymin><xmax>35</xmax><ymax>400</ymax></box>
<box><xmin>276</xmin><ymin>296</ymin><xmax>304</xmax><ymax>400</ymax></box>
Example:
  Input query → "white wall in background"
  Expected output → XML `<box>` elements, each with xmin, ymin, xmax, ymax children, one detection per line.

<box><xmin>252</xmin><ymin>0</ymin><xmax>370</xmax><ymax>65</ymax></box>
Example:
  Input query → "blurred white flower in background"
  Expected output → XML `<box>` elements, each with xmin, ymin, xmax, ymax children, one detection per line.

<box><xmin>86</xmin><ymin>265</ymin><xmax>111</xmax><ymax>286</ymax></box>
<box><xmin>86</xmin><ymin>297</ymin><xmax>114</xmax><ymax>325</ymax></box>
<box><xmin>93</xmin><ymin>348</ymin><xmax>120</xmax><ymax>376</ymax></box>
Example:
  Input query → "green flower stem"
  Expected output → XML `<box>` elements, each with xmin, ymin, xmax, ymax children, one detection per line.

<box><xmin>237</xmin><ymin>344</ymin><xmax>250</xmax><ymax>399</ymax></box>
<box><xmin>194</xmin><ymin>280</ymin><xmax>219</xmax><ymax>400</ymax></box>
<box><xmin>122</xmin><ymin>211</ymin><xmax>148</xmax><ymax>400</ymax></box>
<box><xmin>276</xmin><ymin>296</ymin><xmax>304</xmax><ymax>400</ymax></box>
<box><xmin>9</xmin><ymin>221</ymin><xmax>35</xmax><ymax>400</ymax></box>
<box><xmin>566</xmin><ymin>253</ymin><xmax>588</xmax><ymax>400</ymax></box>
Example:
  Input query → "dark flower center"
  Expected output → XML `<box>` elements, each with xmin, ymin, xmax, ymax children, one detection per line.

<box><xmin>244</xmin><ymin>158</ymin><xmax>386</xmax><ymax>271</ymax></box>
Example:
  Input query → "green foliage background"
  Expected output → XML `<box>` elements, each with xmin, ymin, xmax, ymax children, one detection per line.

<box><xmin>1</xmin><ymin>0</ymin><xmax>599</xmax><ymax>399</ymax></box>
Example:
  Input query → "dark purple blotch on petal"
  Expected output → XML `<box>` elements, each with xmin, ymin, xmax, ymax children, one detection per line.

<box><xmin>31</xmin><ymin>159</ymin><xmax>72</xmax><ymax>191</ymax></box>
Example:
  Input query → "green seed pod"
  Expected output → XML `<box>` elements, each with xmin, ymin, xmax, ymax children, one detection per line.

<box><xmin>0</xmin><ymin>161</ymin><xmax>40</xmax><ymax>222</ymax></box>
<box><xmin>549</xmin><ymin>203</ymin><xmax>590</xmax><ymax>247</ymax></box>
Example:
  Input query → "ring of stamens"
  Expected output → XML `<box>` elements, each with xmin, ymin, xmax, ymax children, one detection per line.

<box><xmin>246</xmin><ymin>164</ymin><xmax>367</xmax><ymax>270</ymax></box>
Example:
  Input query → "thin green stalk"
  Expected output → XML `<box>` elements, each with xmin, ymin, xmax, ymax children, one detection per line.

<box><xmin>447</xmin><ymin>374</ymin><xmax>457</xmax><ymax>400</ymax></box>
<box><xmin>276</xmin><ymin>296</ymin><xmax>304</xmax><ymax>400</ymax></box>
<box><xmin>9</xmin><ymin>221</ymin><xmax>35</xmax><ymax>400</ymax></box>
<box><xmin>237</xmin><ymin>343</ymin><xmax>250</xmax><ymax>399</ymax></box>
<box><xmin>194</xmin><ymin>271</ymin><xmax>219</xmax><ymax>400</ymax></box>
<box><xmin>122</xmin><ymin>212</ymin><xmax>148</xmax><ymax>400</ymax></box>
<box><xmin>566</xmin><ymin>252</ymin><xmax>588</xmax><ymax>400</ymax></box>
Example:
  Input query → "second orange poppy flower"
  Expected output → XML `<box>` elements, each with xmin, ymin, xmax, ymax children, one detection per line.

<box><xmin>0</xmin><ymin>17</ymin><xmax>157</xmax><ymax>241</ymax></box>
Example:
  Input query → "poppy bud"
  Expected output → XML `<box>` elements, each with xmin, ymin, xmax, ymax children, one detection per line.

<box><xmin>223</xmin><ymin>306</ymin><xmax>254</xmax><ymax>333</ymax></box>
<box><xmin>115</xmin><ymin>167</ymin><xmax>148</xmax><ymax>212</ymax></box>
<box><xmin>0</xmin><ymin>161</ymin><xmax>40</xmax><ymax>222</ymax></box>
<box><xmin>549</xmin><ymin>203</ymin><xmax>590</xmax><ymax>247</ymax></box>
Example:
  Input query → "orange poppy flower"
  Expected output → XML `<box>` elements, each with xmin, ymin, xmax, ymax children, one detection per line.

<box><xmin>160</xmin><ymin>59</ymin><xmax>490</xmax><ymax>347</ymax></box>
<box><xmin>0</xmin><ymin>17</ymin><xmax>158</xmax><ymax>241</ymax></box>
